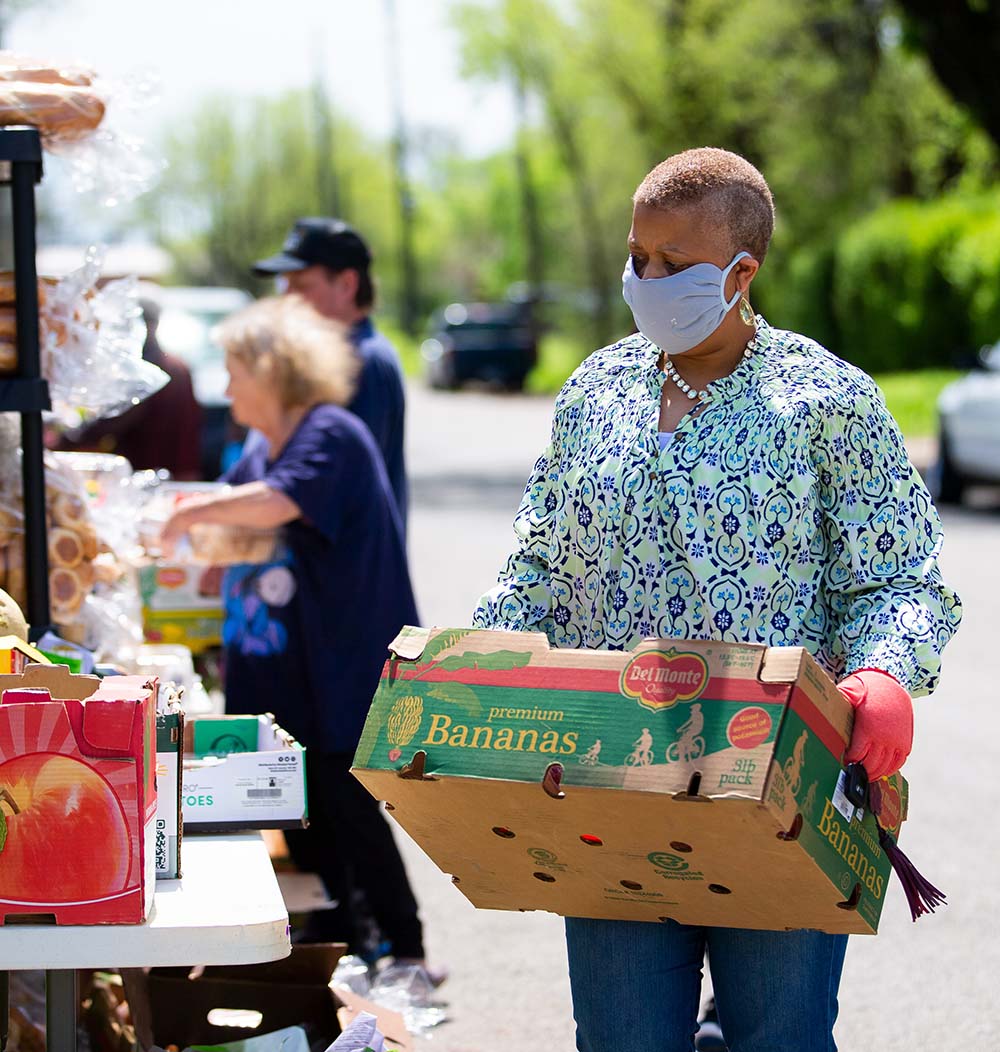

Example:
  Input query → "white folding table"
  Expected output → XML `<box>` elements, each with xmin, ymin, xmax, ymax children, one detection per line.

<box><xmin>0</xmin><ymin>832</ymin><xmax>291</xmax><ymax>1051</ymax></box>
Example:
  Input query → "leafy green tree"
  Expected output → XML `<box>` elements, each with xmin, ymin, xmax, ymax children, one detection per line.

<box><xmin>145</xmin><ymin>92</ymin><xmax>405</xmax><ymax>304</ymax></box>
<box><xmin>894</xmin><ymin>0</ymin><xmax>1000</xmax><ymax>149</ymax></box>
<box><xmin>454</xmin><ymin>0</ymin><xmax>634</xmax><ymax>347</ymax></box>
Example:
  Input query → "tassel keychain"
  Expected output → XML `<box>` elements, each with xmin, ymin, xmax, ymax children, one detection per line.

<box><xmin>855</xmin><ymin>763</ymin><xmax>946</xmax><ymax>922</ymax></box>
<box><xmin>876</xmin><ymin>821</ymin><xmax>947</xmax><ymax>921</ymax></box>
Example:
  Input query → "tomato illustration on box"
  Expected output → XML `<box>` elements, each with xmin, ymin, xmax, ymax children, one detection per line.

<box><xmin>0</xmin><ymin>664</ymin><xmax>157</xmax><ymax>925</ymax></box>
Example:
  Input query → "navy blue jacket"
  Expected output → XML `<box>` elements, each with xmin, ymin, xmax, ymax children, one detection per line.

<box><xmin>347</xmin><ymin>317</ymin><xmax>407</xmax><ymax>531</ymax></box>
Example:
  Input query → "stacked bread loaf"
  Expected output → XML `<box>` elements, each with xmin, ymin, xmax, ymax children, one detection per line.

<box><xmin>0</xmin><ymin>456</ymin><xmax>115</xmax><ymax>626</ymax></box>
<box><xmin>0</xmin><ymin>271</ymin><xmax>62</xmax><ymax>374</ymax></box>
<box><xmin>0</xmin><ymin>53</ymin><xmax>105</xmax><ymax>142</ymax></box>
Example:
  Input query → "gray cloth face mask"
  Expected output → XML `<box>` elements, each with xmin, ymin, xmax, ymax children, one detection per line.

<box><xmin>622</xmin><ymin>251</ymin><xmax>750</xmax><ymax>355</ymax></box>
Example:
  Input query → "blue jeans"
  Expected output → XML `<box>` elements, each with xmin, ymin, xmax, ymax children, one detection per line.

<box><xmin>565</xmin><ymin>918</ymin><xmax>848</xmax><ymax>1052</ymax></box>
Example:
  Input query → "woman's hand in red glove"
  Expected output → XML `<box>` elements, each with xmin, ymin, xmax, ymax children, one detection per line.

<box><xmin>838</xmin><ymin>668</ymin><xmax>913</xmax><ymax>781</ymax></box>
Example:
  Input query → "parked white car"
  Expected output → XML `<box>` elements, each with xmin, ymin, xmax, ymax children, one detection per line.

<box><xmin>934</xmin><ymin>342</ymin><xmax>1000</xmax><ymax>503</ymax></box>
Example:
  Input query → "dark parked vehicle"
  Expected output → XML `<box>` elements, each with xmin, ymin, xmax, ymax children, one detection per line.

<box><xmin>421</xmin><ymin>301</ymin><xmax>537</xmax><ymax>391</ymax></box>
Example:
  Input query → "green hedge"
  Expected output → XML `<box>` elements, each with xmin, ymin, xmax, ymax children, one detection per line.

<box><xmin>770</xmin><ymin>191</ymin><xmax>1000</xmax><ymax>372</ymax></box>
<box><xmin>757</xmin><ymin>242</ymin><xmax>839</xmax><ymax>353</ymax></box>
<box><xmin>943</xmin><ymin>210</ymin><xmax>1000</xmax><ymax>348</ymax></box>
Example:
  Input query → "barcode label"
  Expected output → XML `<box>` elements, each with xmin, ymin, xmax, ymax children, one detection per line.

<box><xmin>156</xmin><ymin>818</ymin><xmax>167</xmax><ymax>871</ymax></box>
<box><xmin>246</xmin><ymin>788</ymin><xmax>283</xmax><ymax>798</ymax></box>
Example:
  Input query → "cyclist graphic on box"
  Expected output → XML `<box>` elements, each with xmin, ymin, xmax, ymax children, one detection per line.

<box><xmin>579</xmin><ymin>738</ymin><xmax>603</xmax><ymax>766</ymax></box>
<box><xmin>625</xmin><ymin>727</ymin><xmax>654</xmax><ymax>767</ymax></box>
<box><xmin>667</xmin><ymin>703</ymin><xmax>705</xmax><ymax>763</ymax></box>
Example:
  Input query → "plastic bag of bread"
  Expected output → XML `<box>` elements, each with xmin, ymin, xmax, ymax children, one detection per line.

<box><xmin>0</xmin><ymin>273</ymin><xmax>58</xmax><ymax>375</ymax></box>
<box><xmin>0</xmin><ymin>78</ymin><xmax>105</xmax><ymax>141</ymax></box>
<box><xmin>0</xmin><ymin>50</ymin><xmax>104</xmax><ymax>142</ymax></box>
<box><xmin>0</xmin><ymin>51</ymin><xmax>95</xmax><ymax>86</ymax></box>
<box><xmin>139</xmin><ymin>482</ymin><xmax>279</xmax><ymax>566</ymax></box>
<box><xmin>186</xmin><ymin>522</ymin><xmax>279</xmax><ymax>565</ymax></box>
<box><xmin>44</xmin><ymin>452</ymin><xmax>103</xmax><ymax>624</ymax></box>
<box><xmin>7</xmin><ymin>248</ymin><xmax>169</xmax><ymax>421</ymax></box>
<box><xmin>0</xmin><ymin>437</ymin><xmax>107</xmax><ymax>628</ymax></box>
<box><xmin>0</xmin><ymin>50</ymin><xmax>162</xmax><ymax>205</ymax></box>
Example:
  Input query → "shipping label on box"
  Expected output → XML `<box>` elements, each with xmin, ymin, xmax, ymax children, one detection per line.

<box><xmin>0</xmin><ymin>664</ymin><xmax>158</xmax><ymax>925</ymax></box>
<box><xmin>139</xmin><ymin>563</ymin><xmax>223</xmax><ymax>654</ymax></box>
<box><xmin>352</xmin><ymin>627</ymin><xmax>909</xmax><ymax>936</ymax></box>
<box><xmin>155</xmin><ymin>705</ymin><xmax>184</xmax><ymax>879</ymax></box>
<box><xmin>181</xmin><ymin>714</ymin><xmax>307</xmax><ymax>832</ymax></box>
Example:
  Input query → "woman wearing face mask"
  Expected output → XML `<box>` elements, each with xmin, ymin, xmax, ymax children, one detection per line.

<box><xmin>473</xmin><ymin>148</ymin><xmax>961</xmax><ymax>1051</ymax></box>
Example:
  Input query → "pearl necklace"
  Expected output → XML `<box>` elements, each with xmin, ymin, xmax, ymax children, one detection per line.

<box><xmin>662</xmin><ymin>355</ymin><xmax>709</xmax><ymax>401</ymax></box>
<box><xmin>662</xmin><ymin>339</ymin><xmax>755</xmax><ymax>402</ymax></box>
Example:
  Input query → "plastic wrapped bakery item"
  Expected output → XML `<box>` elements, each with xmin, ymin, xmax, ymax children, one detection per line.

<box><xmin>0</xmin><ymin>536</ymin><xmax>26</xmax><ymax>613</ymax></box>
<box><xmin>61</xmin><ymin>583</ymin><xmax>144</xmax><ymax>665</ymax></box>
<box><xmin>0</xmin><ymin>51</ymin><xmax>161</xmax><ymax>205</ymax></box>
<box><xmin>186</xmin><ymin>523</ymin><xmax>279</xmax><ymax>565</ymax></box>
<box><xmin>0</xmin><ymin>269</ymin><xmax>64</xmax><ymax>375</ymax></box>
<box><xmin>0</xmin><ymin>305</ymin><xmax>26</xmax><ymax>374</ymax></box>
<box><xmin>0</xmin><ymin>270</ymin><xmax>55</xmax><ymax>308</ymax></box>
<box><xmin>139</xmin><ymin>482</ymin><xmax>280</xmax><ymax>566</ymax></box>
<box><xmin>36</xmin><ymin>251</ymin><xmax>168</xmax><ymax>423</ymax></box>
<box><xmin>0</xmin><ymin>80</ymin><xmax>105</xmax><ymax>141</ymax></box>
<box><xmin>47</xmin><ymin>452</ymin><xmax>141</xmax><ymax>562</ymax></box>
<box><xmin>0</xmin><ymin>50</ymin><xmax>104</xmax><ymax>142</ymax></box>
<box><xmin>0</xmin><ymin>446</ymin><xmax>110</xmax><ymax>629</ymax></box>
<box><xmin>0</xmin><ymin>50</ymin><xmax>95</xmax><ymax>86</ymax></box>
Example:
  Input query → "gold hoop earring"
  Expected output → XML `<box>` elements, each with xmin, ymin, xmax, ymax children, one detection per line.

<box><xmin>739</xmin><ymin>296</ymin><xmax>755</xmax><ymax>326</ymax></box>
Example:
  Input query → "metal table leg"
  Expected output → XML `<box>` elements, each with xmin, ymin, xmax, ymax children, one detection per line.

<box><xmin>45</xmin><ymin>970</ymin><xmax>78</xmax><ymax>1052</ymax></box>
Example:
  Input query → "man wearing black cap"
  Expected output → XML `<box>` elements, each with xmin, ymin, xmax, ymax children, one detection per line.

<box><xmin>254</xmin><ymin>218</ymin><xmax>408</xmax><ymax>530</ymax></box>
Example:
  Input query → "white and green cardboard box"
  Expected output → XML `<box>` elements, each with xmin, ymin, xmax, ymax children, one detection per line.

<box><xmin>181</xmin><ymin>713</ymin><xmax>308</xmax><ymax>833</ymax></box>
<box><xmin>352</xmin><ymin>627</ymin><xmax>910</xmax><ymax>936</ymax></box>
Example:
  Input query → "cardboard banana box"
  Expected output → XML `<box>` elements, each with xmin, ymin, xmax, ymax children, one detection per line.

<box><xmin>352</xmin><ymin>627</ymin><xmax>908</xmax><ymax>935</ymax></box>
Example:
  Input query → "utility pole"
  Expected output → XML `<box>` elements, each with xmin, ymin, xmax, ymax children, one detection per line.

<box><xmin>384</xmin><ymin>0</ymin><xmax>419</xmax><ymax>336</ymax></box>
<box><xmin>513</xmin><ymin>68</ymin><xmax>544</xmax><ymax>330</ymax></box>
<box><xmin>311</xmin><ymin>63</ymin><xmax>342</xmax><ymax>218</ymax></box>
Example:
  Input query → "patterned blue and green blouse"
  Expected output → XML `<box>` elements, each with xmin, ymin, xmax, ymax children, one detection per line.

<box><xmin>473</xmin><ymin>317</ymin><xmax>962</xmax><ymax>696</ymax></box>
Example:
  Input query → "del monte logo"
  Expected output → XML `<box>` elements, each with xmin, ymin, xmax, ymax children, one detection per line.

<box><xmin>620</xmin><ymin>649</ymin><xmax>709</xmax><ymax>711</ymax></box>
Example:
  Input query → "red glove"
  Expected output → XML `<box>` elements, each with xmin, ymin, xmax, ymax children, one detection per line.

<box><xmin>838</xmin><ymin>668</ymin><xmax>913</xmax><ymax>781</ymax></box>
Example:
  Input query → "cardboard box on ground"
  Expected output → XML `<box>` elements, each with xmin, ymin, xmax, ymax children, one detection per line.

<box><xmin>352</xmin><ymin>627</ymin><xmax>909</xmax><ymax>936</ymax></box>
<box><xmin>122</xmin><ymin>944</ymin><xmax>412</xmax><ymax>1051</ymax></box>
<box><xmin>0</xmin><ymin>663</ymin><xmax>158</xmax><ymax>925</ymax></box>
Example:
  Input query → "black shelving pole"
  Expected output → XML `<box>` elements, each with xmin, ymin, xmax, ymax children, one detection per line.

<box><xmin>1</xmin><ymin>126</ymin><xmax>51</xmax><ymax>636</ymax></box>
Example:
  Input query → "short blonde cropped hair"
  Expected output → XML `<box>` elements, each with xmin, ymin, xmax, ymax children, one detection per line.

<box><xmin>217</xmin><ymin>295</ymin><xmax>358</xmax><ymax>409</ymax></box>
<box><xmin>634</xmin><ymin>147</ymin><xmax>775</xmax><ymax>262</ymax></box>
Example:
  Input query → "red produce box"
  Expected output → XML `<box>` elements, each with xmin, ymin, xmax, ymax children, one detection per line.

<box><xmin>0</xmin><ymin>664</ymin><xmax>157</xmax><ymax>925</ymax></box>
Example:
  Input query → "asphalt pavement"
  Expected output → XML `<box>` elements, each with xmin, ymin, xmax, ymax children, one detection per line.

<box><xmin>395</xmin><ymin>381</ymin><xmax>1000</xmax><ymax>1052</ymax></box>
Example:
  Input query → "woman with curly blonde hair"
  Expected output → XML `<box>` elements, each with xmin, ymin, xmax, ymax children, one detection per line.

<box><xmin>162</xmin><ymin>294</ymin><xmax>431</xmax><ymax>968</ymax></box>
